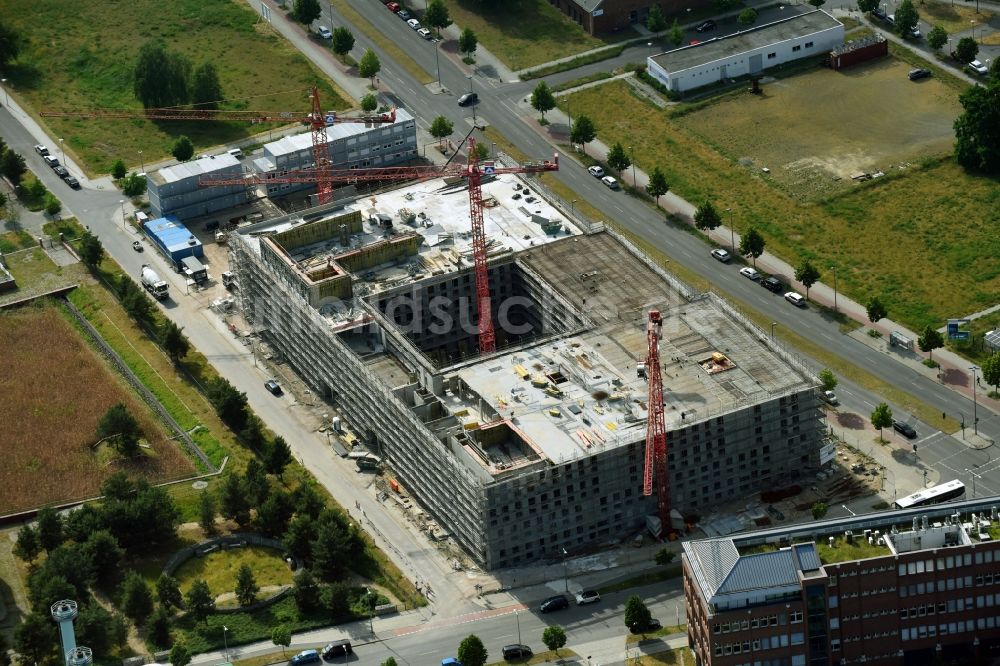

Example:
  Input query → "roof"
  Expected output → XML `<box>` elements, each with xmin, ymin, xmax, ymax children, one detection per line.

<box><xmin>686</xmin><ymin>539</ymin><xmax>822</xmax><ymax>601</ymax></box>
<box><xmin>153</xmin><ymin>152</ymin><xmax>241</xmax><ymax>185</ymax></box>
<box><xmin>688</xmin><ymin>539</ymin><xmax>741</xmax><ymax>598</ymax></box>
<box><xmin>651</xmin><ymin>9</ymin><xmax>842</xmax><ymax>73</ymax></box>
<box><xmin>265</xmin><ymin>108</ymin><xmax>415</xmax><ymax>158</ymax></box>
<box><xmin>143</xmin><ymin>216</ymin><xmax>202</xmax><ymax>255</ymax></box>
<box><xmin>570</xmin><ymin>0</ymin><xmax>603</xmax><ymax>13</ymax></box>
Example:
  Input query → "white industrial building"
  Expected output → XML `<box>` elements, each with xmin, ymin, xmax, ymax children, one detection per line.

<box><xmin>647</xmin><ymin>9</ymin><xmax>844</xmax><ymax>93</ymax></box>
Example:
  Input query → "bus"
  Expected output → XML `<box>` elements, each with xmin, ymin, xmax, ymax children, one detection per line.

<box><xmin>894</xmin><ymin>479</ymin><xmax>966</xmax><ymax>510</ymax></box>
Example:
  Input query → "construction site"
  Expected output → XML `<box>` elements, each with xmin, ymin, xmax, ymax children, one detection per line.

<box><xmin>228</xmin><ymin>161</ymin><xmax>825</xmax><ymax>570</ymax></box>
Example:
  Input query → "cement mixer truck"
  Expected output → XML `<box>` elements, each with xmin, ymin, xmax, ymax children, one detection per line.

<box><xmin>140</xmin><ymin>264</ymin><xmax>169</xmax><ymax>301</ymax></box>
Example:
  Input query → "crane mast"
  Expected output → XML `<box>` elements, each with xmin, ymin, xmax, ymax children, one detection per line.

<box><xmin>643</xmin><ymin>310</ymin><xmax>671</xmax><ymax>536</ymax></box>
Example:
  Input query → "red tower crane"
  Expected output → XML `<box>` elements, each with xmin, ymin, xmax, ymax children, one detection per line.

<box><xmin>39</xmin><ymin>87</ymin><xmax>396</xmax><ymax>205</ymax></box>
<box><xmin>201</xmin><ymin>137</ymin><xmax>558</xmax><ymax>354</ymax></box>
<box><xmin>642</xmin><ymin>310</ymin><xmax>671</xmax><ymax>537</ymax></box>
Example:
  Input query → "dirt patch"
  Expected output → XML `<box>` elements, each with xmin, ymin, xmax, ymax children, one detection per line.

<box><xmin>835</xmin><ymin>412</ymin><xmax>868</xmax><ymax>430</ymax></box>
<box><xmin>677</xmin><ymin>58</ymin><xmax>962</xmax><ymax>199</ymax></box>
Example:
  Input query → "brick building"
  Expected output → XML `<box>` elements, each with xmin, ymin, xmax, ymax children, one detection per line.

<box><xmin>548</xmin><ymin>0</ymin><xmax>712</xmax><ymax>36</ymax></box>
<box><xmin>684</xmin><ymin>499</ymin><xmax>1000</xmax><ymax>665</ymax></box>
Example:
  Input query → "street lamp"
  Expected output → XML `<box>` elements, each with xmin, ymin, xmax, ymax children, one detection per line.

<box><xmin>223</xmin><ymin>625</ymin><xmax>229</xmax><ymax>662</ymax></box>
<box><xmin>59</xmin><ymin>138</ymin><xmax>65</xmax><ymax>165</ymax></box>
<box><xmin>882</xmin><ymin>466</ymin><xmax>896</xmax><ymax>505</ymax></box>
<box><xmin>970</xmin><ymin>366</ymin><xmax>980</xmax><ymax>435</ymax></box>
<box><xmin>468</xmin><ymin>76</ymin><xmax>477</xmax><ymax>123</ymax></box>
<box><xmin>965</xmin><ymin>469</ymin><xmax>981</xmax><ymax>497</ymax></box>
<box><xmin>515</xmin><ymin>609</ymin><xmax>522</xmax><ymax>645</ymax></box>
<box><xmin>434</xmin><ymin>40</ymin><xmax>442</xmax><ymax>88</ymax></box>
<box><xmin>138</xmin><ymin>149</ymin><xmax>145</xmax><ymax>174</ymax></box>
<box><xmin>770</xmin><ymin>322</ymin><xmax>778</xmax><ymax>339</ymax></box>
<box><xmin>628</xmin><ymin>145</ymin><xmax>636</xmax><ymax>187</ymax></box>
<box><xmin>571</xmin><ymin>199</ymin><xmax>577</xmax><ymax>219</ymax></box>
<box><xmin>726</xmin><ymin>207</ymin><xmax>735</xmax><ymax>253</ymax></box>
<box><xmin>561</xmin><ymin>547</ymin><xmax>569</xmax><ymax>593</ymax></box>
<box><xmin>0</xmin><ymin>78</ymin><xmax>7</xmax><ymax>106</ymax></box>
<box><xmin>119</xmin><ymin>199</ymin><xmax>126</xmax><ymax>231</ymax></box>
<box><xmin>832</xmin><ymin>267</ymin><xmax>838</xmax><ymax>313</ymax></box>
<box><xmin>365</xmin><ymin>587</ymin><xmax>376</xmax><ymax>634</ymax></box>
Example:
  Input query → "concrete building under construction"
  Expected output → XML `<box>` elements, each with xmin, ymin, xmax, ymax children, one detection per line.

<box><xmin>228</xmin><ymin>168</ymin><xmax>823</xmax><ymax>569</ymax></box>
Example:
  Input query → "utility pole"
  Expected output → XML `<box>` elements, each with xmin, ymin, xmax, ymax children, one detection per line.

<box><xmin>970</xmin><ymin>366</ymin><xmax>980</xmax><ymax>435</ymax></box>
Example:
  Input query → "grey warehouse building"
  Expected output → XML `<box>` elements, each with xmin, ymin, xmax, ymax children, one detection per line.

<box><xmin>253</xmin><ymin>108</ymin><xmax>418</xmax><ymax>198</ymax></box>
<box><xmin>147</xmin><ymin>153</ymin><xmax>248</xmax><ymax>220</ymax></box>
<box><xmin>228</xmin><ymin>171</ymin><xmax>824</xmax><ymax>570</ymax></box>
<box><xmin>647</xmin><ymin>9</ymin><xmax>843</xmax><ymax>93</ymax></box>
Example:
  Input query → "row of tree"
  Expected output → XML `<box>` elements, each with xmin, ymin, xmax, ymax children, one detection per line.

<box><xmin>134</xmin><ymin>43</ymin><xmax>224</xmax><ymax>110</ymax></box>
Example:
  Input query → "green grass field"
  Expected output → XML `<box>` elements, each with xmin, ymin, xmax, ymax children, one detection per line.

<box><xmin>918</xmin><ymin>1</ymin><xmax>994</xmax><ymax>35</ymax></box>
<box><xmin>559</xmin><ymin>71</ymin><xmax>1000</xmax><ymax>331</ymax></box>
<box><xmin>1</xmin><ymin>0</ymin><xmax>350</xmax><ymax>175</ymax></box>
<box><xmin>174</xmin><ymin>546</ymin><xmax>294</xmax><ymax>600</ymax></box>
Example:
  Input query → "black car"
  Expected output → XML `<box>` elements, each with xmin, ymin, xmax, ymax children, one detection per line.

<box><xmin>695</xmin><ymin>20</ymin><xmax>716</xmax><ymax>32</ymax></box>
<box><xmin>321</xmin><ymin>640</ymin><xmax>352</xmax><ymax>660</ymax></box>
<box><xmin>458</xmin><ymin>92</ymin><xmax>479</xmax><ymax>107</ymax></box>
<box><xmin>265</xmin><ymin>379</ymin><xmax>283</xmax><ymax>396</ymax></box>
<box><xmin>893</xmin><ymin>420</ymin><xmax>917</xmax><ymax>438</ymax></box>
<box><xmin>53</xmin><ymin>165</ymin><xmax>69</xmax><ymax>178</ymax></box>
<box><xmin>761</xmin><ymin>277</ymin><xmax>783</xmax><ymax>293</ymax></box>
<box><xmin>628</xmin><ymin>618</ymin><xmax>662</xmax><ymax>634</ymax></box>
<box><xmin>540</xmin><ymin>594</ymin><xmax>569</xmax><ymax>612</ymax></box>
<box><xmin>871</xmin><ymin>7</ymin><xmax>887</xmax><ymax>20</ymax></box>
<box><xmin>64</xmin><ymin>176</ymin><xmax>81</xmax><ymax>189</ymax></box>
<box><xmin>908</xmin><ymin>68</ymin><xmax>931</xmax><ymax>80</ymax></box>
<box><xmin>502</xmin><ymin>645</ymin><xmax>532</xmax><ymax>661</ymax></box>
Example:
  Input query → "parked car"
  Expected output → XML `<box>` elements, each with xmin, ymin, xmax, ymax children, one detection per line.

<box><xmin>893</xmin><ymin>419</ymin><xmax>917</xmax><ymax>438</ymax></box>
<box><xmin>695</xmin><ymin>20</ymin><xmax>716</xmax><ymax>32</ymax></box>
<box><xmin>967</xmin><ymin>59</ymin><xmax>988</xmax><ymax>75</ymax></box>
<box><xmin>316</xmin><ymin>26</ymin><xmax>332</xmax><ymax>39</ymax></box>
<box><xmin>540</xmin><ymin>594</ymin><xmax>569</xmax><ymax>613</ymax></box>
<box><xmin>739</xmin><ymin>266</ymin><xmax>760</xmax><ymax>280</ymax></box>
<box><xmin>290</xmin><ymin>651</ymin><xmax>321</xmax><ymax>666</ymax></box>
<box><xmin>441</xmin><ymin>659</ymin><xmax>463</xmax><ymax>666</ymax></box>
<box><xmin>871</xmin><ymin>7</ymin><xmax>887</xmax><ymax>20</ymax></box>
<box><xmin>386</xmin><ymin>1</ymin><xmax>400</xmax><ymax>10</ymax></box>
<box><xmin>265</xmin><ymin>379</ymin><xmax>283</xmax><ymax>396</ymax></box>
<box><xmin>406</xmin><ymin>18</ymin><xmax>421</xmax><ymax>30</ymax></box>
<box><xmin>601</xmin><ymin>175</ymin><xmax>619</xmax><ymax>189</ymax></box>
<box><xmin>417</xmin><ymin>27</ymin><xmax>432</xmax><ymax>39</ymax></box>
<box><xmin>64</xmin><ymin>175</ymin><xmax>81</xmax><ymax>189</ymax></box>
<box><xmin>784</xmin><ymin>291</ymin><xmax>806</xmax><ymax>307</ymax></box>
<box><xmin>575</xmin><ymin>590</ymin><xmax>601</xmax><ymax>605</ymax></box>
<box><xmin>909</xmin><ymin>24</ymin><xmax>921</xmax><ymax>38</ymax></box>
<box><xmin>458</xmin><ymin>92</ymin><xmax>479</xmax><ymax>106</ymax></box>
<box><xmin>761</xmin><ymin>276</ymin><xmax>783</xmax><ymax>293</ymax></box>
<box><xmin>766</xmin><ymin>504</ymin><xmax>786</xmax><ymax>520</ymax></box>
<box><xmin>53</xmin><ymin>165</ymin><xmax>69</xmax><ymax>178</ymax></box>
<box><xmin>587</xmin><ymin>165</ymin><xmax>605</xmax><ymax>178</ymax></box>
<box><xmin>321</xmin><ymin>640</ymin><xmax>352</xmax><ymax>660</ymax></box>
<box><xmin>821</xmin><ymin>390</ymin><xmax>839</xmax><ymax>406</ymax></box>
<box><xmin>908</xmin><ymin>68</ymin><xmax>931</xmax><ymax>80</ymax></box>
<box><xmin>43</xmin><ymin>155</ymin><xmax>60</xmax><ymax>168</ymax></box>
<box><xmin>710</xmin><ymin>248</ymin><xmax>731</xmax><ymax>263</ymax></box>
<box><xmin>34</xmin><ymin>144</ymin><xmax>49</xmax><ymax>156</ymax></box>
<box><xmin>628</xmin><ymin>618</ymin><xmax>662</xmax><ymax>634</ymax></box>
<box><xmin>397</xmin><ymin>9</ymin><xmax>411</xmax><ymax>19</ymax></box>
<box><xmin>132</xmin><ymin>240</ymin><xmax>143</xmax><ymax>252</ymax></box>
<box><xmin>502</xmin><ymin>645</ymin><xmax>532</xmax><ymax>661</ymax></box>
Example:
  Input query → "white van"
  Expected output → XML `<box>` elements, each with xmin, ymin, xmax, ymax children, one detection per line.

<box><xmin>227</xmin><ymin>148</ymin><xmax>243</xmax><ymax>159</ymax></box>
<box><xmin>601</xmin><ymin>176</ymin><xmax>619</xmax><ymax>190</ymax></box>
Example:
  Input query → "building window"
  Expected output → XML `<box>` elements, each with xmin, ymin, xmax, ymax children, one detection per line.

<box><xmin>805</xmin><ymin>41</ymin><xmax>814</xmax><ymax>48</ymax></box>
<box><xmin>792</xmin><ymin>45</ymin><xmax>801</xmax><ymax>52</ymax></box>
<box><xmin>767</xmin><ymin>52</ymin><xmax>777</xmax><ymax>59</ymax></box>
<box><xmin>791</xmin><ymin>611</ymin><xmax>803</xmax><ymax>623</ymax></box>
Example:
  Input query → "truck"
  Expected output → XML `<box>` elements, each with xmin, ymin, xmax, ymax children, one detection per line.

<box><xmin>180</xmin><ymin>255</ymin><xmax>208</xmax><ymax>285</ymax></box>
<box><xmin>140</xmin><ymin>265</ymin><xmax>169</xmax><ymax>300</ymax></box>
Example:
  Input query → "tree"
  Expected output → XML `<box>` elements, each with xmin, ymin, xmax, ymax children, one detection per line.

<box><xmin>255</xmin><ymin>490</ymin><xmax>294</xmax><ymax>537</ymax></box>
<box><xmin>266</xmin><ymin>436</ymin><xmax>294</xmax><ymax>478</ymax></box>
<box><xmin>955</xmin><ymin>36</ymin><xmax>978</xmax><ymax>64</ymax></box>
<box><xmin>646</xmin><ymin>167</ymin><xmax>669</xmax><ymax>207</ymax></box>
<box><xmin>14</xmin><ymin>613</ymin><xmax>57</xmax><ymax>666</ymax></box>
<box><xmin>207</xmin><ymin>377</ymin><xmax>248</xmax><ymax>431</ymax></box>
<box><xmin>667</xmin><ymin>19</ymin><xmax>684</xmax><ymax>47</ymax></box>
<box><xmin>161</xmin><ymin>320</ymin><xmax>190</xmax><ymax>362</ymax></box>
<box><xmin>646</xmin><ymin>5</ymin><xmax>667</xmax><ymax>32</ymax></box>
<box><xmin>739</xmin><ymin>227</ymin><xmax>765</xmax><ymax>266</ymax></box>
<box><xmin>96</xmin><ymin>402</ymin><xmax>143</xmax><ymax>456</ymax></box>
<box><xmin>360</xmin><ymin>93</ymin><xmax>378</xmax><ymax>113</ymax></box>
<box><xmin>44</xmin><ymin>193</ymin><xmax>62</xmax><ymax>217</ymax></box>
<box><xmin>424</xmin><ymin>0</ymin><xmax>452</xmax><ymax>35</ymax></box>
<box><xmin>381</xmin><ymin>660</ymin><xmax>398</xmax><ymax>666</ymax></box>
<box><xmin>818</xmin><ymin>369</ymin><xmax>838</xmax><ymax>392</ymax></box>
<box><xmin>312</xmin><ymin>516</ymin><xmax>353</xmax><ymax>581</ymax></box>
<box><xmin>220</xmin><ymin>472</ymin><xmax>251</xmax><ymax>525</ymax></box>
<box><xmin>0</xmin><ymin>633</ymin><xmax>7</xmax><ymax>666</ymax></box>
<box><xmin>169</xmin><ymin>641</ymin><xmax>192</xmax><ymax>666</ymax></box>
<box><xmin>866</xmin><ymin>296</ymin><xmax>887</xmax><ymax>324</ymax></box>
<box><xmin>606</xmin><ymin>142</ymin><xmax>631</xmax><ymax>173</ymax></box>
<box><xmin>235</xmin><ymin>564</ymin><xmax>260</xmax><ymax>607</ymax></box>
<box><xmin>76</xmin><ymin>604</ymin><xmax>114</xmax><ymax>656</ymax></box>
<box><xmin>122</xmin><ymin>172</ymin><xmax>147</xmax><ymax>196</ymax></box>
<box><xmin>27</xmin><ymin>572</ymin><xmax>77</xmax><ymax>613</ymax></box>
<box><xmin>694</xmin><ymin>201</ymin><xmax>721</xmax><ymax>230</ymax></box>
<box><xmin>953</xmin><ymin>80</ymin><xmax>1000</xmax><ymax>174</ymax></box>
<box><xmin>990</xmin><ymin>58</ymin><xmax>1000</xmax><ymax>84</ymax></box>
<box><xmin>36</xmin><ymin>507</ymin><xmax>64</xmax><ymax>552</ymax></box>
<box><xmin>13</xmin><ymin>524</ymin><xmax>41</xmax><ymax>563</ymax></box>
<box><xmin>981</xmin><ymin>352</ymin><xmax>1000</xmax><ymax>393</ymax></box>
<box><xmin>111</xmin><ymin>160</ymin><xmax>128</xmax><ymax>180</ymax></box>
<box><xmin>98</xmin><ymin>475</ymin><xmax>180</xmax><ymax>551</ymax></box>
<box><xmin>123</xmin><ymin>288</ymin><xmax>155</xmax><ymax>326</ymax></box>
<box><xmin>293</xmin><ymin>482</ymin><xmax>325</xmax><ymax>520</ymax></box>
<box><xmin>918</xmin><ymin>325</ymin><xmax>944</xmax><ymax>363</ymax></box>
<box><xmin>927</xmin><ymin>25</ymin><xmax>947</xmax><ymax>52</ymax></box>
<box><xmin>807</xmin><ymin>0</ymin><xmax>824</xmax><ymax>7</ymax></box>
<box><xmin>429</xmin><ymin>116</ymin><xmax>454</xmax><ymax>148</ymax></box>
<box><xmin>191</xmin><ymin>63</ymin><xmax>223</xmax><ymax>110</ymax></box>
<box><xmin>459</xmin><ymin>28</ymin><xmax>478</xmax><ymax>57</ymax></box>
<box><xmin>121</xmin><ymin>571</ymin><xmax>154</xmax><ymax>624</ymax></box>
<box><xmin>272</xmin><ymin>626</ymin><xmax>292</xmax><ymax>657</ymax></box>
<box><xmin>794</xmin><ymin>260</ymin><xmax>821</xmax><ymax>299</ymax></box>
<box><xmin>241</xmin><ymin>416</ymin><xmax>268</xmax><ymax>455</ymax></box>
<box><xmin>0</xmin><ymin>21</ymin><xmax>23</xmax><ymax>70</ymax></box>
<box><xmin>857</xmin><ymin>0</ymin><xmax>879</xmax><ymax>12</ymax></box>
<box><xmin>624</xmin><ymin>595</ymin><xmax>652</xmax><ymax>630</ymax></box>
<box><xmin>81</xmin><ymin>530</ymin><xmax>124</xmax><ymax>585</ymax></box>
<box><xmin>359</xmin><ymin>48</ymin><xmax>381</xmax><ymax>88</ymax></box>
<box><xmin>871</xmin><ymin>402</ymin><xmax>893</xmax><ymax>441</ymax></box>
<box><xmin>244</xmin><ymin>458</ymin><xmax>269</xmax><ymax>507</ymax></box>
<box><xmin>457</xmin><ymin>634</ymin><xmax>488</xmax><ymax>666</ymax></box>
<box><xmin>893</xmin><ymin>0</ymin><xmax>919</xmax><ymax>38</ymax></box>
<box><xmin>292</xmin><ymin>568</ymin><xmax>321</xmax><ymax>612</ymax></box>
<box><xmin>293</xmin><ymin>0</ymin><xmax>322</xmax><ymax>24</ymax></box>
<box><xmin>0</xmin><ymin>149</ymin><xmax>26</xmax><ymax>185</ymax></box>
<box><xmin>541</xmin><ymin>625</ymin><xmax>566</xmax><ymax>655</ymax></box>
<box><xmin>321</xmin><ymin>581</ymin><xmax>351</xmax><ymax>619</ymax></box>
<box><xmin>811</xmin><ymin>501</ymin><xmax>828</xmax><ymax>520</ymax></box>
<box><xmin>39</xmin><ymin>544</ymin><xmax>94</xmax><ymax>595</ymax></box>
<box><xmin>133</xmin><ymin>43</ymin><xmax>191</xmax><ymax>108</ymax></box>
<box><xmin>171</xmin><ymin>135</ymin><xmax>195</xmax><ymax>162</ymax></box>
<box><xmin>530</xmin><ymin>81</ymin><xmax>556</xmax><ymax>121</ymax></box>
<box><xmin>654</xmin><ymin>548</ymin><xmax>676</xmax><ymax>565</ymax></box>
<box><xmin>570</xmin><ymin>115</ymin><xmax>597</xmax><ymax>155</ymax></box>
<box><xmin>737</xmin><ymin>8</ymin><xmax>758</xmax><ymax>27</ymax></box>
<box><xmin>185</xmin><ymin>580</ymin><xmax>216</xmax><ymax>624</ymax></box>
<box><xmin>149</xmin><ymin>606</ymin><xmax>172</xmax><ymax>648</ymax></box>
<box><xmin>332</xmin><ymin>27</ymin><xmax>355</xmax><ymax>61</ymax></box>
<box><xmin>284</xmin><ymin>514</ymin><xmax>316</xmax><ymax>562</ymax></box>
<box><xmin>156</xmin><ymin>574</ymin><xmax>183</xmax><ymax>610</ymax></box>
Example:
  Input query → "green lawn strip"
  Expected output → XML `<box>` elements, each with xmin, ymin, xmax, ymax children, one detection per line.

<box><xmin>552</xmin><ymin>72</ymin><xmax>615</xmax><ymax>93</ymax></box>
<box><xmin>625</xmin><ymin>625</ymin><xmax>687</xmax><ymax>645</ymax></box>
<box><xmin>597</xmin><ymin>565</ymin><xmax>683</xmax><ymax>594</ymax></box>
<box><xmin>636</xmin><ymin>646</ymin><xmax>694</xmax><ymax>666</ymax></box>
<box><xmin>522</xmin><ymin>45</ymin><xmax>627</xmax><ymax>80</ymax></box>
<box><xmin>918</xmin><ymin>2</ymin><xmax>994</xmax><ymax>35</ymax></box>
<box><xmin>440</xmin><ymin>0</ymin><xmax>625</xmax><ymax>71</ymax></box>
<box><xmin>2</xmin><ymin>0</ymin><xmax>351</xmax><ymax>175</ymax></box>
<box><xmin>329</xmin><ymin>0</ymin><xmax>433</xmax><ymax>85</ymax></box>
<box><xmin>486</xmin><ymin>649</ymin><xmax>578</xmax><ymax>666</ymax></box>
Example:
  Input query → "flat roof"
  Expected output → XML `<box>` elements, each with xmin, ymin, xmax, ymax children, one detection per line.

<box><xmin>264</xmin><ymin>108</ymin><xmax>415</xmax><ymax>159</ymax></box>
<box><xmin>452</xmin><ymin>233</ymin><xmax>813</xmax><ymax>466</ymax></box>
<box><xmin>651</xmin><ymin>9</ymin><xmax>842</xmax><ymax>72</ymax></box>
<box><xmin>152</xmin><ymin>153</ymin><xmax>240</xmax><ymax>185</ymax></box>
<box><xmin>144</xmin><ymin>216</ymin><xmax>202</xmax><ymax>254</ymax></box>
